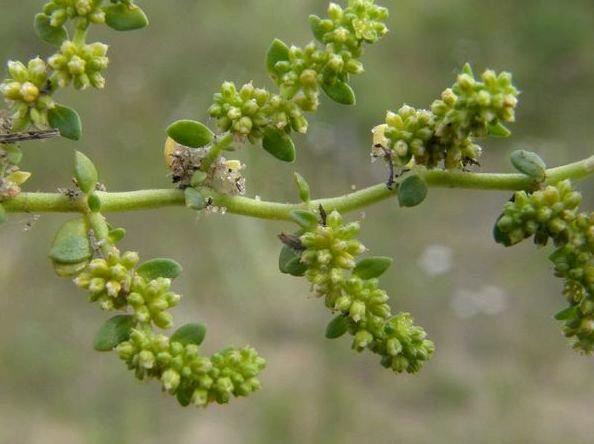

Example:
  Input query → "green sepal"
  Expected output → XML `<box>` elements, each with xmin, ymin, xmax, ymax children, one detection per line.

<box><xmin>321</xmin><ymin>81</ymin><xmax>356</xmax><ymax>105</ymax></box>
<box><xmin>52</xmin><ymin>260</ymin><xmax>89</xmax><ymax>277</ymax></box>
<box><xmin>325</xmin><ymin>315</ymin><xmax>349</xmax><ymax>339</ymax></box>
<box><xmin>171</xmin><ymin>323</ymin><xmax>207</xmax><ymax>347</ymax></box>
<box><xmin>49</xmin><ymin>217</ymin><xmax>92</xmax><ymax>265</ymax></box>
<box><xmin>266</xmin><ymin>39</ymin><xmax>290</xmax><ymax>74</ymax></box>
<box><xmin>34</xmin><ymin>13</ymin><xmax>68</xmax><ymax>46</ymax></box>
<box><xmin>184</xmin><ymin>187</ymin><xmax>206</xmax><ymax>210</ymax></box>
<box><xmin>4</xmin><ymin>144</ymin><xmax>23</xmax><ymax>164</ymax></box>
<box><xmin>398</xmin><ymin>175</ymin><xmax>428</xmax><ymax>208</ymax></box>
<box><xmin>353</xmin><ymin>256</ymin><xmax>393</xmax><ymax>280</ymax></box>
<box><xmin>493</xmin><ymin>219</ymin><xmax>512</xmax><ymax>247</ymax></box>
<box><xmin>554</xmin><ymin>306</ymin><xmax>578</xmax><ymax>321</ymax></box>
<box><xmin>93</xmin><ymin>315</ymin><xmax>136</xmax><ymax>351</ymax></box>
<box><xmin>0</xmin><ymin>204</ymin><xmax>6</xmax><ymax>225</ymax></box>
<box><xmin>293</xmin><ymin>172</ymin><xmax>311</xmax><ymax>203</ymax></box>
<box><xmin>510</xmin><ymin>150</ymin><xmax>546</xmax><ymax>181</ymax></box>
<box><xmin>279</xmin><ymin>244</ymin><xmax>307</xmax><ymax>277</ymax></box>
<box><xmin>167</xmin><ymin>120</ymin><xmax>214</xmax><ymax>148</ymax></box>
<box><xmin>48</xmin><ymin>105</ymin><xmax>82</xmax><ymax>141</ymax></box>
<box><xmin>103</xmin><ymin>3</ymin><xmax>149</xmax><ymax>31</ymax></box>
<box><xmin>289</xmin><ymin>210</ymin><xmax>318</xmax><ymax>230</ymax></box>
<box><xmin>488</xmin><ymin>121</ymin><xmax>512</xmax><ymax>138</ymax></box>
<box><xmin>87</xmin><ymin>193</ymin><xmax>101</xmax><ymax>212</ymax></box>
<box><xmin>176</xmin><ymin>386</ymin><xmax>193</xmax><ymax>407</ymax></box>
<box><xmin>136</xmin><ymin>258</ymin><xmax>183</xmax><ymax>280</ymax></box>
<box><xmin>462</xmin><ymin>63</ymin><xmax>474</xmax><ymax>77</ymax></box>
<box><xmin>108</xmin><ymin>227</ymin><xmax>126</xmax><ymax>244</ymax></box>
<box><xmin>74</xmin><ymin>151</ymin><xmax>98</xmax><ymax>194</ymax></box>
<box><xmin>262</xmin><ymin>128</ymin><xmax>296</xmax><ymax>163</ymax></box>
<box><xmin>308</xmin><ymin>15</ymin><xmax>326</xmax><ymax>42</ymax></box>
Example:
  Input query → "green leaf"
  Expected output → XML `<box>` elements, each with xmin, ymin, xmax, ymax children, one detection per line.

<box><xmin>308</xmin><ymin>15</ymin><xmax>326</xmax><ymax>41</ymax></box>
<box><xmin>176</xmin><ymin>386</ymin><xmax>193</xmax><ymax>407</ymax></box>
<box><xmin>510</xmin><ymin>150</ymin><xmax>546</xmax><ymax>181</ymax></box>
<box><xmin>48</xmin><ymin>105</ymin><xmax>82</xmax><ymax>141</ymax></box>
<box><xmin>293</xmin><ymin>172</ymin><xmax>311</xmax><ymax>203</ymax></box>
<box><xmin>52</xmin><ymin>260</ymin><xmax>89</xmax><ymax>277</ymax></box>
<box><xmin>167</xmin><ymin>120</ymin><xmax>214</xmax><ymax>148</ymax></box>
<box><xmin>103</xmin><ymin>3</ymin><xmax>149</xmax><ymax>31</ymax></box>
<box><xmin>49</xmin><ymin>217</ymin><xmax>91</xmax><ymax>265</ymax></box>
<box><xmin>4</xmin><ymin>144</ymin><xmax>23</xmax><ymax>164</ymax></box>
<box><xmin>108</xmin><ymin>227</ymin><xmax>126</xmax><ymax>244</ymax></box>
<box><xmin>184</xmin><ymin>187</ymin><xmax>206</xmax><ymax>210</ymax></box>
<box><xmin>325</xmin><ymin>315</ymin><xmax>349</xmax><ymax>339</ymax></box>
<box><xmin>94</xmin><ymin>315</ymin><xmax>136</xmax><ymax>351</ymax></box>
<box><xmin>0</xmin><ymin>204</ymin><xmax>6</xmax><ymax>225</ymax></box>
<box><xmin>262</xmin><ymin>128</ymin><xmax>296</xmax><ymax>163</ymax></box>
<box><xmin>137</xmin><ymin>258</ymin><xmax>183</xmax><ymax>280</ymax></box>
<box><xmin>493</xmin><ymin>219</ymin><xmax>511</xmax><ymax>247</ymax></box>
<box><xmin>266</xmin><ymin>39</ymin><xmax>290</xmax><ymax>74</ymax></box>
<box><xmin>34</xmin><ymin>13</ymin><xmax>68</xmax><ymax>46</ymax></box>
<box><xmin>74</xmin><ymin>151</ymin><xmax>98</xmax><ymax>194</ymax></box>
<box><xmin>353</xmin><ymin>257</ymin><xmax>393</xmax><ymax>280</ymax></box>
<box><xmin>488</xmin><ymin>121</ymin><xmax>512</xmax><ymax>138</ymax></box>
<box><xmin>87</xmin><ymin>193</ymin><xmax>101</xmax><ymax>212</ymax></box>
<box><xmin>322</xmin><ymin>81</ymin><xmax>356</xmax><ymax>105</ymax></box>
<box><xmin>554</xmin><ymin>306</ymin><xmax>578</xmax><ymax>321</ymax></box>
<box><xmin>279</xmin><ymin>244</ymin><xmax>307</xmax><ymax>277</ymax></box>
<box><xmin>398</xmin><ymin>175</ymin><xmax>428</xmax><ymax>208</ymax></box>
<box><xmin>171</xmin><ymin>323</ymin><xmax>207</xmax><ymax>347</ymax></box>
<box><xmin>289</xmin><ymin>210</ymin><xmax>318</xmax><ymax>230</ymax></box>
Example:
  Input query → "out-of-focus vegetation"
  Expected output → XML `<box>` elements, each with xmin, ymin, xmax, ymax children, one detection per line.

<box><xmin>1</xmin><ymin>1</ymin><xmax>593</xmax><ymax>442</ymax></box>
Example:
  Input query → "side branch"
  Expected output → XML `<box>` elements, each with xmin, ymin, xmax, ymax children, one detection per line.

<box><xmin>3</xmin><ymin>156</ymin><xmax>593</xmax><ymax>221</ymax></box>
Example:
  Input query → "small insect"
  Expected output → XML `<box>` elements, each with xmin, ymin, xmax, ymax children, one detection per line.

<box><xmin>0</xmin><ymin>129</ymin><xmax>61</xmax><ymax>144</ymax></box>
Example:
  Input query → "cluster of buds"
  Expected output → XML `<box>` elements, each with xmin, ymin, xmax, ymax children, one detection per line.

<box><xmin>377</xmin><ymin>64</ymin><xmax>519</xmax><ymax>170</ymax></box>
<box><xmin>289</xmin><ymin>209</ymin><xmax>434</xmax><ymax>374</ymax></box>
<box><xmin>208</xmin><ymin>82</ymin><xmax>307</xmax><ymax>143</ymax></box>
<box><xmin>41</xmin><ymin>0</ymin><xmax>106</xmax><ymax>29</ymax></box>
<box><xmin>0</xmin><ymin>58</ymin><xmax>54</xmax><ymax>130</ymax></box>
<box><xmin>127</xmin><ymin>276</ymin><xmax>180</xmax><ymax>329</ymax></box>
<box><xmin>48</xmin><ymin>41</ymin><xmax>109</xmax><ymax>90</ymax></box>
<box><xmin>117</xmin><ymin>328</ymin><xmax>266</xmax><ymax>407</ymax></box>
<box><xmin>495</xmin><ymin>180</ymin><xmax>594</xmax><ymax>353</ymax></box>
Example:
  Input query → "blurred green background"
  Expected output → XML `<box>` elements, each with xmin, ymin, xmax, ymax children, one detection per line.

<box><xmin>1</xmin><ymin>1</ymin><xmax>594</xmax><ymax>443</ymax></box>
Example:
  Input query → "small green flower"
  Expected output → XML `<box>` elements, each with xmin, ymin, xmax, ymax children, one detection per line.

<box><xmin>42</xmin><ymin>0</ymin><xmax>106</xmax><ymax>29</ymax></box>
<box><xmin>48</xmin><ymin>40</ymin><xmax>109</xmax><ymax>90</ymax></box>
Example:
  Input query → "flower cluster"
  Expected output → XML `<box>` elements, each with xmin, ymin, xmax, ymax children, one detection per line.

<box><xmin>0</xmin><ymin>59</ymin><xmax>53</xmax><ymax>130</ymax></box>
<box><xmin>117</xmin><ymin>328</ymin><xmax>266</xmax><ymax>407</ymax></box>
<box><xmin>495</xmin><ymin>180</ymin><xmax>594</xmax><ymax>353</ymax></box>
<box><xmin>41</xmin><ymin>0</ymin><xmax>106</xmax><ymax>29</ymax></box>
<box><xmin>376</xmin><ymin>64</ymin><xmax>519</xmax><ymax>170</ymax></box>
<box><xmin>48</xmin><ymin>41</ymin><xmax>109</xmax><ymax>90</ymax></box>
<box><xmin>286</xmin><ymin>210</ymin><xmax>434</xmax><ymax>374</ymax></box>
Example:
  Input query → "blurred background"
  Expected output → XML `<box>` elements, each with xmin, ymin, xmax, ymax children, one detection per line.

<box><xmin>1</xmin><ymin>0</ymin><xmax>594</xmax><ymax>442</ymax></box>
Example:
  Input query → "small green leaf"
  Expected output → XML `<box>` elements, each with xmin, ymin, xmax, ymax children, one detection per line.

<box><xmin>94</xmin><ymin>315</ymin><xmax>136</xmax><ymax>351</ymax></box>
<box><xmin>398</xmin><ymin>175</ymin><xmax>428</xmax><ymax>208</ymax></box>
<box><xmin>0</xmin><ymin>204</ymin><xmax>6</xmax><ymax>225</ymax></box>
<box><xmin>279</xmin><ymin>245</ymin><xmax>307</xmax><ymax>277</ymax></box>
<box><xmin>48</xmin><ymin>105</ymin><xmax>82</xmax><ymax>141</ymax></box>
<box><xmin>87</xmin><ymin>193</ymin><xmax>101</xmax><ymax>212</ymax></box>
<box><xmin>74</xmin><ymin>151</ymin><xmax>98</xmax><ymax>194</ymax></box>
<box><xmin>171</xmin><ymin>323</ymin><xmax>207</xmax><ymax>346</ymax></box>
<box><xmin>293</xmin><ymin>172</ymin><xmax>311</xmax><ymax>203</ymax></box>
<box><xmin>108</xmin><ymin>227</ymin><xmax>126</xmax><ymax>244</ymax></box>
<box><xmin>176</xmin><ymin>387</ymin><xmax>193</xmax><ymax>407</ymax></box>
<box><xmin>493</xmin><ymin>219</ymin><xmax>512</xmax><ymax>247</ymax></box>
<box><xmin>34</xmin><ymin>13</ymin><xmax>68</xmax><ymax>46</ymax></box>
<box><xmin>322</xmin><ymin>81</ymin><xmax>356</xmax><ymax>105</ymax></box>
<box><xmin>289</xmin><ymin>210</ymin><xmax>318</xmax><ymax>230</ymax></box>
<box><xmin>262</xmin><ymin>128</ymin><xmax>296</xmax><ymax>163</ymax></box>
<box><xmin>308</xmin><ymin>15</ymin><xmax>326</xmax><ymax>42</ymax></box>
<box><xmin>184</xmin><ymin>187</ymin><xmax>206</xmax><ymax>210</ymax></box>
<box><xmin>266</xmin><ymin>39</ymin><xmax>290</xmax><ymax>74</ymax></box>
<box><xmin>103</xmin><ymin>3</ymin><xmax>149</xmax><ymax>31</ymax></box>
<box><xmin>510</xmin><ymin>150</ymin><xmax>546</xmax><ymax>181</ymax></box>
<box><xmin>137</xmin><ymin>258</ymin><xmax>183</xmax><ymax>280</ymax></box>
<box><xmin>353</xmin><ymin>257</ymin><xmax>393</xmax><ymax>280</ymax></box>
<box><xmin>488</xmin><ymin>121</ymin><xmax>512</xmax><ymax>138</ymax></box>
<box><xmin>4</xmin><ymin>144</ymin><xmax>23</xmax><ymax>164</ymax></box>
<box><xmin>49</xmin><ymin>217</ymin><xmax>91</xmax><ymax>265</ymax></box>
<box><xmin>554</xmin><ymin>306</ymin><xmax>578</xmax><ymax>321</ymax></box>
<box><xmin>52</xmin><ymin>260</ymin><xmax>89</xmax><ymax>277</ymax></box>
<box><xmin>167</xmin><ymin>120</ymin><xmax>214</xmax><ymax>148</ymax></box>
<box><xmin>325</xmin><ymin>315</ymin><xmax>349</xmax><ymax>339</ymax></box>
<box><xmin>191</xmin><ymin>171</ymin><xmax>208</xmax><ymax>187</ymax></box>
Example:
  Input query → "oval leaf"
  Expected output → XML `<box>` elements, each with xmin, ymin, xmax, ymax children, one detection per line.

<box><xmin>49</xmin><ymin>217</ymin><xmax>91</xmax><ymax>264</ymax></box>
<box><xmin>167</xmin><ymin>120</ymin><xmax>214</xmax><ymax>148</ymax></box>
<box><xmin>34</xmin><ymin>13</ymin><xmax>68</xmax><ymax>46</ymax></box>
<box><xmin>322</xmin><ymin>81</ymin><xmax>356</xmax><ymax>105</ymax></box>
<box><xmin>108</xmin><ymin>227</ymin><xmax>126</xmax><ymax>244</ymax></box>
<box><xmin>398</xmin><ymin>175</ymin><xmax>428</xmax><ymax>208</ymax></box>
<box><xmin>74</xmin><ymin>151</ymin><xmax>98</xmax><ymax>194</ymax></box>
<box><xmin>510</xmin><ymin>150</ymin><xmax>546</xmax><ymax>181</ymax></box>
<box><xmin>326</xmin><ymin>315</ymin><xmax>349</xmax><ymax>339</ymax></box>
<box><xmin>94</xmin><ymin>315</ymin><xmax>136</xmax><ymax>351</ymax></box>
<box><xmin>104</xmin><ymin>3</ymin><xmax>149</xmax><ymax>31</ymax></box>
<box><xmin>171</xmin><ymin>323</ymin><xmax>207</xmax><ymax>347</ymax></box>
<box><xmin>184</xmin><ymin>187</ymin><xmax>206</xmax><ymax>210</ymax></box>
<box><xmin>87</xmin><ymin>193</ymin><xmax>101</xmax><ymax>212</ymax></box>
<box><xmin>308</xmin><ymin>15</ymin><xmax>326</xmax><ymax>42</ymax></box>
<box><xmin>262</xmin><ymin>128</ymin><xmax>296</xmax><ymax>162</ymax></box>
<box><xmin>176</xmin><ymin>386</ymin><xmax>193</xmax><ymax>407</ymax></box>
<box><xmin>266</xmin><ymin>39</ymin><xmax>290</xmax><ymax>74</ymax></box>
<box><xmin>293</xmin><ymin>172</ymin><xmax>311</xmax><ymax>203</ymax></box>
<box><xmin>137</xmin><ymin>258</ymin><xmax>183</xmax><ymax>280</ymax></box>
<box><xmin>289</xmin><ymin>210</ymin><xmax>318</xmax><ymax>230</ymax></box>
<box><xmin>279</xmin><ymin>244</ymin><xmax>307</xmax><ymax>277</ymax></box>
<box><xmin>488</xmin><ymin>121</ymin><xmax>512</xmax><ymax>138</ymax></box>
<box><xmin>48</xmin><ymin>104</ymin><xmax>82</xmax><ymax>141</ymax></box>
<box><xmin>554</xmin><ymin>306</ymin><xmax>578</xmax><ymax>321</ymax></box>
<box><xmin>493</xmin><ymin>218</ymin><xmax>512</xmax><ymax>247</ymax></box>
<box><xmin>53</xmin><ymin>260</ymin><xmax>89</xmax><ymax>278</ymax></box>
<box><xmin>353</xmin><ymin>257</ymin><xmax>393</xmax><ymax>280</ymax></box>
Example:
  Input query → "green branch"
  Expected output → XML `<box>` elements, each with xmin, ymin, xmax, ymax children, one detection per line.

<box><xmin>4</xmin><ymin>155</ymin><xmax>593</xmax><ymax>221</ymax></box>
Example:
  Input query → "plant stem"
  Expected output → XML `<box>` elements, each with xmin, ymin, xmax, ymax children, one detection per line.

<box><xmin>200</xmin><ymin>133</ymin><xmax>233</xmax><ymax>172</ymax></box>
<box><xmin>3</xmin><ymin>155</ymin><xmax>593</xmax><ymax>221</ymax></box>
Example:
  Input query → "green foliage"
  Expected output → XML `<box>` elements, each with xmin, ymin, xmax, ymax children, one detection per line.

<box><xmin>510</xmin><ymin>149</ymin><xmax>547</xmax><ymax>181</ymax></box>
<box><xmin>398</xmin><ymin>174</ymin><xmax>428</xmax><ymax>208</ymax></box>
<box><xmin>94</xmin><ymin>314</ymin><xmax>136</xmax><ymax>351</ymax></box>
<box><xmin>170</xmin><ymin>323</ymin><xmax>207</xmax><ymax>347</ymax></box>
<box><xmin>167</xmin><ymin>120</ymin><xmax>214</xmax><ymax>148</ymax></box>
<box><xmin>49</xmin><ymin>217</ymin><xmax>92</xmax><ymax>264</ymax></box>
<box><xmin>74</xmin><ymin>150</ymin><xmax>98</xmax><ymax>193</ymax></box>
<box><xmin>48</xmin><ymin>104</ymin><xmax>82</xmax><ymax>140</ymax></box>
